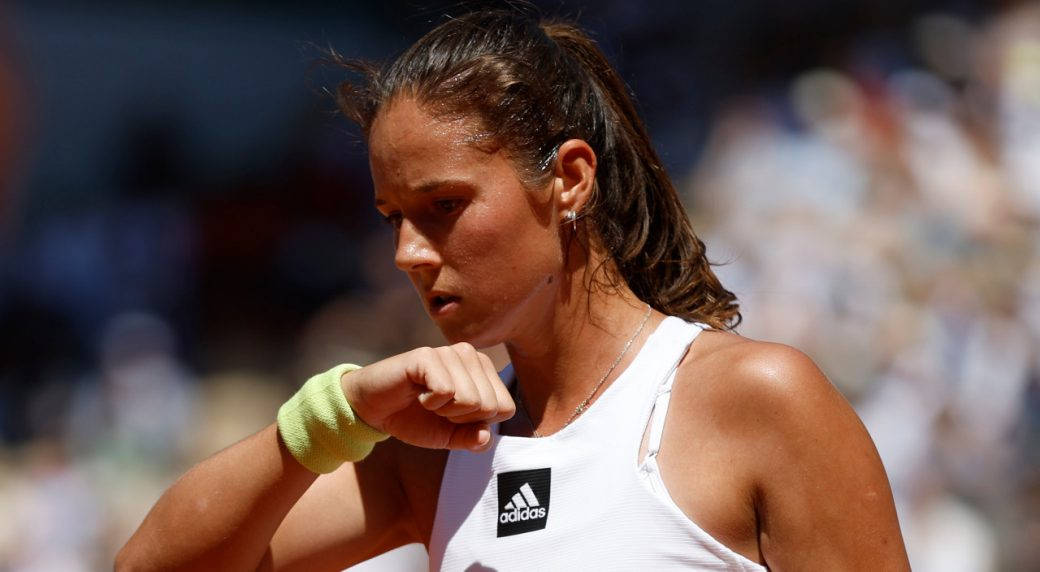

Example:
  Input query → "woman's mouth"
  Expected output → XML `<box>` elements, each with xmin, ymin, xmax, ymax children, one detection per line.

<box><xmin>429</xmin><ymin>294</ymin><xmax>461</xmax><ymax>314</ymax></box>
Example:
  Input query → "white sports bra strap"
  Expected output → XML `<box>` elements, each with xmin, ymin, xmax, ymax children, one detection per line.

<box><xmin>644</xmin><ymin>320</ymin><xmax>711</xmax><ymax>459</ymax></box>
<box><xmin>644</xmin><ymin>321</ymin><xmax>707</xmax><ymax>457</ymax></box>
<box><xmin>645</xmin><ymin>388</ymin><xmax>672</xmax><ymax>458</ymax></box>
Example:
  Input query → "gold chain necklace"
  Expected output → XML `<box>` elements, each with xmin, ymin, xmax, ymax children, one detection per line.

<box><xmin>514</xmin><ymin>303</ymin><xmax>653</xmax><ymax>437</ymax></box>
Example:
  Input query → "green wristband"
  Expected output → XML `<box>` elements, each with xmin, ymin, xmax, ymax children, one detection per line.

<box><xmin>277</xmin><ymin>364</ymin><xmax>389</xmax><ymax>474</ymax></box>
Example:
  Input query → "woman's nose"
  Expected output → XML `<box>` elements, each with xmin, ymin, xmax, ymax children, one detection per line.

<box><xmin>394</xmin><ymin>219</ymin><xmax>441</xmax><ymax>272</ymax></box>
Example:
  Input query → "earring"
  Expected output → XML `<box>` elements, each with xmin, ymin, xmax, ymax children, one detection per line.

<box><xmin>564</xmin><ymin>210</ymin><xmax>578</xmax><ymax>232</ymax></box>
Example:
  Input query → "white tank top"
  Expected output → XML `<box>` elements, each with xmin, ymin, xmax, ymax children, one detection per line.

<box><xmin>428</xmin><ymin>317</ymin><xmax>766</xmax><ymax>571</ymax></box>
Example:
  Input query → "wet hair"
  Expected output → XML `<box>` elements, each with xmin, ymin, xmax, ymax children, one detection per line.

<box><xmin>335</xmin><ymin>9</ymin><xmax>740</xmax><ymax>329</ymax></box>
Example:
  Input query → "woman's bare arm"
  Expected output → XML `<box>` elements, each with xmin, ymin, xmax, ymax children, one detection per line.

<box><xmin>116</xmin><ymin>423</ymin><xmax>315</xmax><ymax>569</ymax></box>
<box><xmin>115</xmin><ymin>423</ymin><xmax>412</xmax><ymax>571</ymax></box>
<box><xmin>116</xmin><ymin>343</ymin><xmax>513</xmax><ymax>570</ymax></box>
<box><xmin>743</xmin><ymin>344</ymin><xmax>910</xmax><ymax>570</ymax></box>
<box><xmin>264</xmin><ymin>437</ymin><xmax>426</xmax><ymax>571</ymax></box>
<box><xmin>665</xmin><ymin>335</ymin><xmax>908</xmax><ymax>570</ymax></box>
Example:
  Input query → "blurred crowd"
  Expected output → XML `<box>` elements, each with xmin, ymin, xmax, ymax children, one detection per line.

<box><xmin>690</xmin><ymin>5</ymin><xmax>1040</xmax><ymax>569</ymax></box>
<box><xmin>1</xmin><ymin>2</ymin><xmax>1038</xmax><ymax>571</ymax></box>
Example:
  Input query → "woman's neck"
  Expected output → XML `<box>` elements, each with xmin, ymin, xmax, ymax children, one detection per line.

<box><xmin>502</xmin><ymin>263</ymin><xmax>660</xmax><ymax>435</ymax></box>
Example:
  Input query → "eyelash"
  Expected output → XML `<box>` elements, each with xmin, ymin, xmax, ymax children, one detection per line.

<box><xmin>434</xmin><ymin>198</ymin><xmax>463</xmax><ymax>213</ymax></box>
<box><xmin>382</xmin><ymin>198</ymin><xmax>464</xmax><ymax>229</ymax></box>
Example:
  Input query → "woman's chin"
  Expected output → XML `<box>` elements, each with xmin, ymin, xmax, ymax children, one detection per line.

<box><xmin>435</xmin><ymin>318</ymin><xmax>503</xmax><ymax>349</ymax></box>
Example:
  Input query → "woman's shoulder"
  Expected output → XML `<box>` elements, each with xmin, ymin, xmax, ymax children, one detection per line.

<box><xmin>670</xmin><ymin>327</ymin><xmax>907</xmax><ymax>568</ymax></box>
<box><xmin>675</xmin><ymin>327</ymin><xmax>856</xmax><ymax>439</ymax></box>
<box><xmin>685</xmin><ymin>328</ymin><xmax>831</xmax><ymax>392</ymax></box>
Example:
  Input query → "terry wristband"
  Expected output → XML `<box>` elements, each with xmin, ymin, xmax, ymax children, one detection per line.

<box><xmin>277</xmin><ymin>364</ymin><xmax>389</xmax><ymax>474</ymax></box>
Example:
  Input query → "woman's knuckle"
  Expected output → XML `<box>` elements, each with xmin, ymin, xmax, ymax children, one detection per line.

<box><xmin>414</xmin><ymin>346</ymin><xmax>434</xmax><ymax>360</ymax></box>
<box><xmin>478</xmin><ymin>403</ymin><xmax>497</xmax><ymax>416</ymax></box>
<box><xmin>434</xmin><ymin>385</ymin><xmax>456</xmax><ymax>397</ymax></box>
<box><xmin>453</xmin><ymin>341</ymin><xmax>475</xmax><ymax>354</ymax></box>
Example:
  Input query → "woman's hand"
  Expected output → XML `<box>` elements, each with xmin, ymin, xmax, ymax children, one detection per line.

<box><xmin>343</xmin><ymin>343</ymin><xmax>515</xmax><ymax>451</ymax></box>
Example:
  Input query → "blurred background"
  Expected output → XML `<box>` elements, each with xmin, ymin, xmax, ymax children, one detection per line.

<box><xmin>0</xmin><ymin>0</ymin><xmax>1037</xmax><ymax>570</ymax></box>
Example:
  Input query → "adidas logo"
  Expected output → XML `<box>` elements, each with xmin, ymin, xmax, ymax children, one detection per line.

<box><xmin>497</xmin><ymin>468</ymin><xmax>551</xmax><ymax>537</ymax></box>
<box><xmin>499</xmin><ymin>482</ymin><xmax>547</xmax><ymax>523</ymax></box>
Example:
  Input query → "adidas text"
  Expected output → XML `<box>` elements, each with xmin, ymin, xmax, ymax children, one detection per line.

<box><xmin>499</xmin><ymin>506</ymin><xmax>547</xmax><ymax>524</ymax></box>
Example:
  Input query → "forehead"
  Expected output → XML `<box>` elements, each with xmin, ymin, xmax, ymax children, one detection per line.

<box><xmin>368</xmin><ymin>98</ymin><xmax>496</xmax><ymax>193</ymax></box>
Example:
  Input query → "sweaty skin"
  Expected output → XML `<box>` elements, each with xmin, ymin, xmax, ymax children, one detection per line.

<box><xmin>117</xmin><ymin>97</ymin><xmax>909</xmax><ymax>571</ymax></box>
<box><xmin>354</xmin><ymin>98</ymin><xmax>907</xmax><ymax>569</ymax></box>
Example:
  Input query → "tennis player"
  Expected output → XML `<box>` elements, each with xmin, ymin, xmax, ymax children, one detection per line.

<box><xmin>118</xmin><ymin>10</ymin><xmax>909</xmax><ymax>571</ymax></box>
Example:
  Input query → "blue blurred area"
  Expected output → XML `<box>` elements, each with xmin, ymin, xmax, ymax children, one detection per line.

<box><xmin>0</xmin><ymin>1</ymin><xmax>1037</xmax><ymax>570</ymax></box>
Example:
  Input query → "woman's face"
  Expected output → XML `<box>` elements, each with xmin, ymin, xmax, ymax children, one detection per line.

<box><xmin>368</xmin><ymin>97</ymin><xmax>564</xmax><ymax>347</ymax></box>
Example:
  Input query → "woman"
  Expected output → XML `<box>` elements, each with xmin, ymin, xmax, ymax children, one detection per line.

<box><xmin>118</xmin><ymin>10</ymin><xmax>909</xmax><ymax>571</ymax></box>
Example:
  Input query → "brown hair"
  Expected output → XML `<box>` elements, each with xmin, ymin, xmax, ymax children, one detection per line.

<box><xmin>335</xmin><ymin>10</ymin><xmax>740</xmax><ymax>329</ymax></box>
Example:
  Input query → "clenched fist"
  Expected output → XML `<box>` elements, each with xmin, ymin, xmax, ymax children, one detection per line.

<box><xmin>342</xmin><ymin>343</ymin><xmax>516</xmax><ymax>451</ymax></box>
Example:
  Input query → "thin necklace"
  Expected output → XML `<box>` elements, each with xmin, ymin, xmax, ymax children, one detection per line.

<box><xmin>514</xmin><ymin>303</ymin><xmax>653</xmax><ymax>438</ymax></box>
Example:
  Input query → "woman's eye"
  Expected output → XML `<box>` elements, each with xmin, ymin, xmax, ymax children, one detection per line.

<box><xmin>434</xmin><ymin>199</ymin><xmax>463</xmax><ymax>214</ymax></box>
<box><xmin>383</xmin><ymin>212</ymin><xmax>403</xmax><ymax>229</ymax></box>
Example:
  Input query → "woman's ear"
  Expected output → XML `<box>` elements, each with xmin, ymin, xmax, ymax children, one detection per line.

<box><xmin>554</xmin><ymin>139</ymin><xmax>597</xmax><ymax>221</ymax></box>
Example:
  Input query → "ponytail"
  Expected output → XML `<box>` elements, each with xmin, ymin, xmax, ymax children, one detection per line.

<box><xmin>541</xmin><ymin>22</ymin><xmax>739</xmax><ymax>329</ymax></box>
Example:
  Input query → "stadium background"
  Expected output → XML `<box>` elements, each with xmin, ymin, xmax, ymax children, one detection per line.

<box><xmin>0</xmin><ymin>1</ymin><xmax>1037</xmax><ymax>569</ymax></box>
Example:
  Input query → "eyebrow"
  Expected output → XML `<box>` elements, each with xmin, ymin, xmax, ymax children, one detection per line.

<box><xmin>374</xmin><ymin>179</ymin><xmax>471</xmax><ymax>206</ymax></box>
